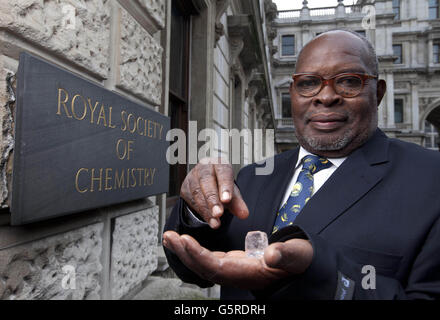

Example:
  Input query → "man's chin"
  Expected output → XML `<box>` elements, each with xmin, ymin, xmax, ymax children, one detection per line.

<box><xmin>295</xmin><ymin>127</ymin><xmax>374</xmax><ymax>157</ymax></box>
<box><xmin>297</xmin><ymin>131</ymin><xmax>353</xmax><ymax>152</ymax></box>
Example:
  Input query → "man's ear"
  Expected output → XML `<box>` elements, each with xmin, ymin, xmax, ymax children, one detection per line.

<box><xmin>376</xmin><ymin>79</ymin><xmax>386</xmax><ymax>107</ymax></box>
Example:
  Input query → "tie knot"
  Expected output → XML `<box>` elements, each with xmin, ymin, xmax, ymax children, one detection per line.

<box><xmin>301</xmin><ymin>155</ymin><xmax>332</xmax><ymax>174</ymax></box>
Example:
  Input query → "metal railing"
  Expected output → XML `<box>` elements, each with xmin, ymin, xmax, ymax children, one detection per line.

<box><xmin>345</xmin><ymin>5</ymin><xmax>363</xmax><ymax>14</ymax></box>
<box><xmin>310</xmin><ymin>7</ymin><xmax>335</xmax><ymax>16</ymax></box>
<box><xmin>277</xmin><ymin>9</ymin><xmax>300</xmax><ymax>19</ymax></box>
<box><xmin>277</xmin><ymin>5</ymin><xmax>363</xmax><ymax>20</ymax></box>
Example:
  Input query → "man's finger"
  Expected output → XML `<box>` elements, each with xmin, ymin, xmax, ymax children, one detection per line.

<box><xmin>197</xmin><ymin>164</ymin><xmax>224</xmax><ymax>218</ymax></box>
<box><xmin>187</xmin><ymin>176</ymin><xmax>220</xmax><ymax>229</ymax></box>
<box><xmin>214</xmin><ymin>163</ymin><xmax>234</xmax><ymax>203</ymax></box>
<box><xmin>225</xmin><ymin>184</ymin><xmax>249</xmax><ymax>220</ymax></box>
<box><xmin>163</xmin><ymin>231</ymin><xmax>187</xmax><ymax>258</ymax></box>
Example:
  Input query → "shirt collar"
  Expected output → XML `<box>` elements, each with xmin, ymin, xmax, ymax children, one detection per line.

<box><xmin>296</xmin><ymin>146</ymin><xmax>347</xmax><ymax>169</ymax></box>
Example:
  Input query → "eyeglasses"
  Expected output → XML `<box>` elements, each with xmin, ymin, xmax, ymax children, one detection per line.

<box><xmin>292</xmin><ymin>73</ymin><xmax>378</xmax><ymax>98</ymax></box>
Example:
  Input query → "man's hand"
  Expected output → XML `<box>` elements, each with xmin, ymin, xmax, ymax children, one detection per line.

<box><xmin>162</xmin><ymin>231</ymin><xmax>314</xmax><ymax>290</ymax></box>
<box><xmin>180</xmin><ymin>157</ymin><xmax>249</xmax><ymax>229</ymax></box>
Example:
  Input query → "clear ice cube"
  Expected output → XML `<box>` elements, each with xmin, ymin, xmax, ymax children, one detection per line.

<box><xmin>245</xmin><ymin>231</ymin><xmax>268</xmax><ymax>258</ymax></box>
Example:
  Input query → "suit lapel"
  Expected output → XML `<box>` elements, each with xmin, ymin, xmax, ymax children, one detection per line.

<box><xmin>252</xmin><ymin>148</ymin><xmax>299</xmax><ymax>235</ymax></box>
<box><xmin>294</xmin><ymin>129</ymin><xmax>390</xmax><ymax>235</ymax></box>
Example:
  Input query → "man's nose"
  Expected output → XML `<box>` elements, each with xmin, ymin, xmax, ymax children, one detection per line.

<box><xmin>312</xmin><ymin>82</ymin><xmax>342</xmax><ymax>107</ymax></box>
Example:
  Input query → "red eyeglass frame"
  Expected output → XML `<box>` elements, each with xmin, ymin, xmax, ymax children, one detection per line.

<box><xmin>291</xmin><ymin>73</ymin><xmax>378</xmax><ymax>97</ymax></box>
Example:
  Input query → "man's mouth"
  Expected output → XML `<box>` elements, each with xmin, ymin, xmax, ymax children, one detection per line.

<box><xmin>308</xmin><ymin>113</ymin><xmax>348</xmax><ymax>131</ymax></box>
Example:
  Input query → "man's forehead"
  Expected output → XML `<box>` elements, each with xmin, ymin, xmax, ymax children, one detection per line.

<box><xmin>296</xmin><ymin>50</ymin><xmax>368</xmax><ymax>73</ymax></box>
<box><xmin>296</xmin><ymin>32</ymin><xmax>371</xmax><ymax>73</ymax></box>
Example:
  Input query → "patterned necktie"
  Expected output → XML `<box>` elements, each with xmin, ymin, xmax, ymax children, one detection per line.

<box><xmin>272</xmin><ymin>154</ymin><xmax>332</xmax><ymax>234</ymax></box>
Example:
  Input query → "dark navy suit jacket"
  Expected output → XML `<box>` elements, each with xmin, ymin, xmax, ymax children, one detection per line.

<box><xmin>164</xmin><ymin>129</ymin><xmax>440</xmax><ymax>299</ymax></box>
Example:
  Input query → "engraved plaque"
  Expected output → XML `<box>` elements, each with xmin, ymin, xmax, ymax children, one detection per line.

<box><xmin>11</xmin><ymin>52</ymin><xmax>170</xmax><ymax>225</ymax></box>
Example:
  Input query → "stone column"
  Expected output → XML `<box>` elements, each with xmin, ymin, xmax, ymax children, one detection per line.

<box><xmin>336</xmin><ymin>0</ymin><xmax>346</xmax><ymax>19</ymax></box>
<box><xmin>386</xmin><ymin>26</ymin><xmax>393</xmax><ymax>56</ymax></box>
<box><xmin>409</xmin><ymin>0</ymin><xmax>417</xmax><ymax>19</ymax></box>
<box><xmin>375</xmin><ymin>26</ymin><xmax>386</xmax><ymax>56</ymax></box>
<box><xmin>411</xmin><ymin>39</ymin><xmax>418</xmax><ymax>67</ymax></box>
<box><xmin>411</xmin><ymin>81</ymin><xmax>420</xmax><ymax>131</ymax></box>
<box><xmin>300</xmin><ymin>0</ymin><xmax>310</xmax><ymax>21</ymax></box>
<box><xmin>254</xmin><ymin>107</ymin><xmax>264</xmax><ymax>162</ymax></box>
<box><xmin>428</xmin><ymin>39</ymin><xmax>434</xmax><ymax>67</ymax></box>
<box><xmin>386</xmin><ymin>71</ymin><xmax>395</xmax><ymax>128</ymax></box>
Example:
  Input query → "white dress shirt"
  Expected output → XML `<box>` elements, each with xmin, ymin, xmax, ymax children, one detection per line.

<box><xmin>279</xmin><ymin>147</ymin><xmax>347</xmax><ymax>209</ymax></box>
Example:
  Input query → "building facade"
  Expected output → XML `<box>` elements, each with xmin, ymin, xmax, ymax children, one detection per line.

<box><xmin>0</xmin><ymin>0</ymin><xmax>277</xmax><ymax>299</ymax></box>
<box><xmin>271</xmin><ymin>0</ymin><xmax>440</xmax><ymax>153</ymax></box>
<box><xmin>0</xmin><ymin>0</ymin><xmax>168</xmax><ymax>300</ymax></box>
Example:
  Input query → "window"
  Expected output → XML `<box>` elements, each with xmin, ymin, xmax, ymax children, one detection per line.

<box><xmin>392</xmin><ymin>0</ymin><xmax>400</xmax><ymax>20</ymax></box>
<box><xmin>429</xmin><ymin>0</ymin><xmax>439</xmax><ymax>19</ymax></box>
<box><xmin>394</xmin><ymin>99</ymin><xmax>404</xmax><ymax>123</ymax></box>
<box><xmin>424</xmin><ymin>121</ymin><xmax>439</xmax><ymax>151</ymax></box>
<box><xmin>281</xmin><ymin>93</ymin><xmax>292</xmax><ymax>118</ymax></box>
<box><xmin>281</xmin><ymin>35</ymin><xmax>295</xmax><ymax>56</ymax></box>
<box><xmin>393</xmin><ymin>44</ymin><xmax>402</xmax><ymax>64</ymax></box>
<box><xmin>434</xmin><ymin>43</ymin><xmax>440</xmax><ymax>63</ymax></box>
<box><xmin>356</xmin><ymin>30</ymin><xmax>366</xmax><ymax>37</ymax></box>
<box><xmin>168</xmin><ymin>0</ymin><xmax>192</xmax><ymax>197</ymax></box>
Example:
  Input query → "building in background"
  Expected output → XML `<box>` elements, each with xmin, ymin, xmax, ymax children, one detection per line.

<box><xmin>166</xmin><ymin>0</ymin><xmax>277</xmax><ymax>203</ymax></box>
<box><xmin>0</xmin><ymin>0</ymin><xmax>277</xmax><ymax>300</ymax></box>
<box><xmin>271</xmin><ymin>0</ymin><xmax>440</xmax><ymax>152</ymax></box>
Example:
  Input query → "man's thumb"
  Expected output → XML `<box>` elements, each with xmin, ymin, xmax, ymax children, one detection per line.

<box><xmin>264</xmin><ymin>240</ymin><xmax>313</xmax><ymax>274</ymax></box>
<box><xmin>264</xmin><ymin>244</ymin><xmax>284</xmax><ymax>269</ymax></box>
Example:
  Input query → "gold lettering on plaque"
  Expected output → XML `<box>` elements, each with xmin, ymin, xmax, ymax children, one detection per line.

<box><xmin>127</xmin><ymin>113</ymin><xmax>136</xmax><ymax>133</ymax></box>
<box><xmin>120</xmin><ymin>110</ymin><xmax>128</xmax><ymax>131</ymax></box>
<box><xmin>87</xmin><ymin>98</ymin><xmax>100</xmax><ymax>124</ymax></box>
<box><xmin>105</xmin><ymin>168</ymin><xmax>113</xmax><ymax>191</ymax></box>
<box><xmin>114</xmin><ymin>169</ymin><xmax>125</xmax><ymax>189</ymax></box>
<box><xmin>75</xmin><ymin>168</ymin><xmax>88</xmax><ymax>193</ymax></box>
<box><xmin>90</xmin><ymin>168</ymin><xmax>103</xmax><ymax>192</ymax></box>
<box><xmin>57</xmin><ymin>88</ymin><xmax>72</xmax><ymax>118</ymax></box>
<box><xmin>130</xmin><ymin>168</ymin><xmax>137</xmax><ymax>187</ymax></box>
<box><xmin>97</xmin><ymin>105</ymin><xmax>107</xmax><ymax>127</ymax></box>
<box><xmin>71</xmin><ymin>94</ymin><xmax>87</xmax><ymax>120</ymax></box>
<box><xmin>136</xmin><ymin>117</ymin><xmax>144</xmax><ymax>136</ymax></box>
<box><xmin>74</xmin><ymin>167</ymin><xmax>158</xmax><ymax>193</ymax></box>
<box><xmin>108</xmin><ymin>107</ymin><xmax>117</xmax><ymax>129</ymax></box>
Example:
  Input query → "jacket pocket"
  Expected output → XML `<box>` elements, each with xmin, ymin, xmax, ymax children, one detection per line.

<box><xmin>338</xmin><ymin>244</ymin><xmax>403</xmax><ymax>277</ymax></box>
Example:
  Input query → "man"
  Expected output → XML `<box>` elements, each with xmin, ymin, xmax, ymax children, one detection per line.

<box><xmin>163</xmin><ymin>30</ymin><xmax>440</xmax><ymax>299</ymax></box>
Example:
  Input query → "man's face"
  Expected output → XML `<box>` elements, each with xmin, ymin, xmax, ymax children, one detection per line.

<box><xmin>290</xmin><ymin>32</ymin><xmax>386</xmax><ymax>158</ymax></box>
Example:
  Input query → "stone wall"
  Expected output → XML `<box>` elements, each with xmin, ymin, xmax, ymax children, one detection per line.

<box><xmin>119</xmin><ymin>8</ymin><xmax>163</xmax><ymax>105</ymax></box>
<box><xmin>110</xmin><ymin>206</ymin><xmax>158</xmax><ymax>299</ymax></box>
<box><xmin>0</xmin><ymin>0</ymin><xmax>166</xmax><ymax>300</ymax></box>
<box><xmin>0</xmin><ymin>223</ymin><xmax>103</xmax><ymax>299</ymax></box>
